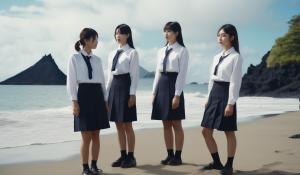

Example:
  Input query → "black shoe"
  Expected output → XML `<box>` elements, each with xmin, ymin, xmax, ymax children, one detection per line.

<box><xmin>111</xmin><ymin>157</ymin><xmax>125</xmax><ymax>167</ymax></box>
<box><xmin>90</xmin><ymin>166</ymin><xmax>103</xmax><ymax>175</ymax></box>
<box><xmin>121</xmin><ymin>156</ymin><xmax>137</xmax><ymax>168</ymax></box>
<box><xmin>220</xmin><ymin>167</ymin><xmax>233</xmax><ymax>175</ymax></box>
<box><xmin>201</xmin><ymin>162</ymin><xmax>224</xmax><ymax>170</ymax></box>
<box><xmin>160</xmin><ymin>155</ymin><xmax>174</xmax><ymax>165</ymax></box>
<box><xmin>168</xmin><ymin>157</ymin><xmax>182</xmax><ymax>166</ymax></box>
<box><xmin>82</xmin><ymin>168</ymin><xmax>93</xmax><ymax>175</ymax></box>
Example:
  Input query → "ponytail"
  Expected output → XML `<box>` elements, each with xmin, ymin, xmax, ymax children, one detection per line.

<box><xmin>75</xmin><ymin>40</ymin><xmax>81</xmax><ymax>51</ymax></box>
<box><xmin>74</xmin><ymin>28</ymin><xmax>98</xmax><ymax>52</ymax></box>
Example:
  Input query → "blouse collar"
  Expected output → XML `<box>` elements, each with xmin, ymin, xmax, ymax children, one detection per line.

<box><xmin>80</xmin><ymin>49</ymin><xmax>93</xmax><ymax>57</ymax></box>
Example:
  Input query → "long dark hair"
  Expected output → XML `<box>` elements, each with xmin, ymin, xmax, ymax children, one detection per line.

<box><xmin>164</xmin><ymin>21</ymin><xmax>185</xmax><ymax>47</ymax></box>
<box><xmin>218</xmin><ymin>24</ymin><xmax>239</xmax><ymax>53</ymax></box>
<box><xmin>114</xmin><ymin>24</ymin><xmax>135</xmax><ymax>49</ymax></box>
<box><xmin>74</xmin><ymin>28</ymin><xmax>98</xmax><ymax>52</ymax></box>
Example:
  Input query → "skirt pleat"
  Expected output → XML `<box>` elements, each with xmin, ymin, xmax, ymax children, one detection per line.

<box><xmin>74</xmin><ymin>83</ymin><xmax>110</xmax><ymax>132</ymax></box>
<box><xmin>201</xmin><ymin>81</ymin><xmax>237</xmax><ymax>131</ymax></box>
<box><xmin>151</xmin><ymin>72</ymin><xmax>185</xmax><ymax>120</ymax></box>
<box><xmin>108</xmin><ymin>73</ymin><xmax>137</xmax><ymax>122</ymax></box>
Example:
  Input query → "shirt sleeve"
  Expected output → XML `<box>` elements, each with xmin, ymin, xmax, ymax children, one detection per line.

<box><xmin>228</xmin><ymin>54</ymin><xmax>243</xmax><ymax>105</ymax></box>
<box><xmin>207</xmin><ymin>56</ymin><xmax>216</xmax><ymax>100</ymax></box>
<box><xmin>66</xmin><ymin>55</ymin><xmax>78</xmax><ymax>101</ymax></box>
<box><xmin>98</xmin><ymin>58</ymin><xmax>107</xmax><ymax>101</ymax></box>
<box><xmin>105</xmin><ymin>53</ymin><xmax>113</xmax><ymax>101</ymax></box>
<box><xmin>152</xmin><ymin>51</ymin><xmax>162</xmax><ymax>95</ymax></box>
<box><xmin>175</xmin><ymin>48</ymin><xmax>189</xmax><ymax>96</ymax></box>
<box><xmin>129</xmin><ymin>50</ymin><xmax>139</xmax><ymax>95</ymax></box>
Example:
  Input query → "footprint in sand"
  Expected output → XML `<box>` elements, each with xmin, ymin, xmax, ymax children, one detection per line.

<box><xmin>274</xmin><ymin>149</ymin><xmax>295</xmax><ymax>156</ymax></box>
<box><xmin>263</xmin><ymin>161</ymin><xmax>282</xmax><ymax>169</ymax></box>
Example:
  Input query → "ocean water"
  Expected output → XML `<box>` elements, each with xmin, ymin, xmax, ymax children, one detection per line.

<box><xmin>0</xmin><ymin>78</ymin><xmax>298</xmax><ymax>163</ymax></box>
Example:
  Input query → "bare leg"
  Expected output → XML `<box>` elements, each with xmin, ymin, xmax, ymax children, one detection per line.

<box><xmin>201</xmin><ymin>128</ymin><xmax>223</xmax><ymax>169</ymax></box>
<box><xmin>162</xmin><ymin>120</ymin><xmax>173</xmax><ymax>149</ymax></box>
<box><xmin>124</xmin><ymin>122</ymin><xmax>135</xmax><ymax>152</ymax></box>
<box><xmin>221</xmin><ymin>131</ymin><xmax>236</xmax><ymax>173</ymax></box>
<box><xmin>91</xmin><ymin>130</ymin><xmax>100</xmax><ymax>161</ymax></box>
<box><xmin>115</xmin><ymin>122</ymin><xmax>126</xmax><ymax>151</ymax></box>
<box><xmin>172</xmin><ymin>120</ymin><xmax>184</xmax><ymax>150</ymax></box>
<box><xmin>224</xmin><ymin>131</ymin><xmax>236</xmax><ymax>157</ymax></box>
<box><xmin>202</xmin><ymin>128</ymin><xmax>218</xmax><ymax>153</ymax></box>
<box><xmin>80</xmin><ymin>131</ymin><xmax>92</xmax><ymax>164</ymax></box>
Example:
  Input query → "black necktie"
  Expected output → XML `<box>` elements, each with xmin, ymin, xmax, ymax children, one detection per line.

<box><xmin>213</xmin><ymin>54</ymin><xmax>230</xmax><ymax>76</ymax></box>
<box><xmin>81</xmin><ymin>53</ymin><xmax>93</xmax><ymax>79</ymax></box>
<box><xmin>163</xmin><ymin>47</ymin><xmax>173</xmax><ymax>73</ymax></box>
<box><xmin>111</xmin><ymin>49</ymin><xmax>123</xmax><ymax>71</ymax></box>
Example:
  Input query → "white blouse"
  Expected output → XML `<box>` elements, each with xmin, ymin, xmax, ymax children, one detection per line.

<box><xmin>207</xmin><ymin>47</ymin><xmax>243</xmax><ymax>105</ymax></box>
<box><xmin>152</xmin><ymin>42</ymin><xmax>189</xmax><ymax>96</ymax></box>
<box><xmin>106</xmin><ymin>44</ymin><xmax>139</xmax><ymax>100</ymax></box>
<box><xmin>67</xmin><ymin>50</ymin><xmax>106</xmax><ymax>101</ymax></box>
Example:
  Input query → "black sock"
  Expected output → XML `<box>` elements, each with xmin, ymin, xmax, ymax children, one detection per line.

<box><xmin>91</xmin><ymin>160</ymin><xmax>97</xmax><ymax>168</ymax></box>
<box><xmin>211</xmin><ymin>152</ymin><xmax>222</xmax><ymax>165</ymax></box>
<box><xmin>225</xmin><ymin>157</ymin><xmax>234</xmax><ymax>168</ymax></box>
<box><xmin>83</xmin><ymin>163</ymin><xmax>89</xmax><ymax>171</ymax></box>
<box><xmin>175</xmin><ymin>150</ymin><xmax>182</xmax><ymax>158</ymax></box>
<box><xmin>128</xmin><ymin>152</ymin><xmax>134</xmax><ymax>158</ymax></box>
<box><xmin>121</xmin><ymin>150</ymin><xmax>127</xmax><ymax>158</ymax></box>
<box><xmin>167</xmin><ymin>149</ymin><xmax>174</xmax><ymax>157</ymax></box>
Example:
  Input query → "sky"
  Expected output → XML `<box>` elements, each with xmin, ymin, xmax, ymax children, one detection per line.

<box><xmin>0</xmin><ymin>0</ymin><xmax>299</xmax><ymax>83</ymax></box>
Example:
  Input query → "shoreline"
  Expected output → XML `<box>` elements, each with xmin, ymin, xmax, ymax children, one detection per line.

<box><xmin>0</xmin><ymin>109</ymin><xmax>296</xmax><ymax>152</ymax></box>
<box><xmin>0</xmin><ymin>111</ymin><xmax>300</xmax><ymax>175</ymax></box>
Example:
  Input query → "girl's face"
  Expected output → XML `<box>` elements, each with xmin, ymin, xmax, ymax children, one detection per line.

<box><xmin>217</xmin><ymin>29</ymin><xmax>233</xmax><ymax>49</ymax></box>
<box><xmin>165</xmin><ymin>30</ymin><xmax>178</xmax><ymax>44</ymax></box>
<box><xmin>85</xmin><ymin>36</ymin><xmax>98</xmax><ymax>49</ymax></box>
<box><xmin>115</xmin><ymin>29</ymin><xmax>129</xmax><ymax>46</ymax></box>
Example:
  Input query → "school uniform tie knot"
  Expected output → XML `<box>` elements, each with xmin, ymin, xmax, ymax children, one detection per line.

<box><xmin>213</xmin><ymin>53</ymin><xmax>230</xmax><ymax>76</ymax></box>
<box><xmin>163</xmin><ymin>48</ymin><xmax>173</xmax><ymax>73</ymax></box>
<box><xmin>81</xmin><ymin>53</ymin><xmax>93</xmax><ymax>79</ymax></box>
<box><xmin>111</xmin><ymin>49</ymin><xmax>124</xmax><ymax>71</ymax></box>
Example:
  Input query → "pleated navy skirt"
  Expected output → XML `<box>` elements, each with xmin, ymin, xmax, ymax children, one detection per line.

<box><xmin>151</xmin><ymin>72</ymin><xmax>185</xmax><ymax>120</ymax></box>
<box><xmin>108</xmin><ymin>73</ymin><xmax>137</xmax><ymax>122</ymax></box>
<box><xmin>74</xmin><ymin>83</ymin><xmax>110</xmax><ymax>132</ymax></box>
<box><xmin>201</xmin><ymin>81</ymin><xmax>237</xmax><ymax>131</ymax></box>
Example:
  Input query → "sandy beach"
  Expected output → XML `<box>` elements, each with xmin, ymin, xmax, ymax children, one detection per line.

<box><xmin>0</xmin><ymin>1</ymin><xmax>299</xmax><ymax>175</ymax></box>
<box><xmin>0</xmin><ymin>111</ymin><xmax>299</xmax><ymax>175</ymax></box>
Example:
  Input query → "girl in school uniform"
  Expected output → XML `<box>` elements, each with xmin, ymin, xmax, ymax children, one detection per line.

<box><xmin>151</xmin><ymin>21</ymin><xmax>189</xmax><ymax>166</ymax></box>
<box><xmin>201</xmin><ymin>24</ymin><xmax>243</xmax><ymax>175</ymax></box>
<box><xmin>67</xmin><ymin>28</ymin><xmax>110</xmax><ymax>175</ymax></box>
<box><xmin>106</xmin><ymin>24</ymin><xmax>139</xmax><ymax>168</ymax></box>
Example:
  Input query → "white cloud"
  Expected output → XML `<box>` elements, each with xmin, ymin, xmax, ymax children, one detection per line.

<box><xmin>0</xmin><ymin>0</ymin><xmax>277</xmax><ymax>83</ymax></box>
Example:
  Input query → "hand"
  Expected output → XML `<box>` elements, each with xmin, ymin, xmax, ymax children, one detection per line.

<box><xmin>172</xmin><ymin>96</ymin><xmax>180</xmax><ymax>110</ymax></box>
<box><xmin>105</xmin><ymin>102</ymin><xmax>109</xmax><ymax>112</ymax></box>
<box><xmin>224</xmin><ymin>104</ymin><xmax>234</xmax><ymax>117</ymax></box>
<box><xmin>72</xmin><ymin>101</ymin><xmax>80</xmax><ymax>117</ymax></box>
<box><xmin>205</xmin><ymin>101</ymin><xmax>208</xmax><ymax>108</ymax></box>
<box><xmin>128</xmin><ymin>95</ymin><xmax>136</xmax><ymax>108</ymax></box>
